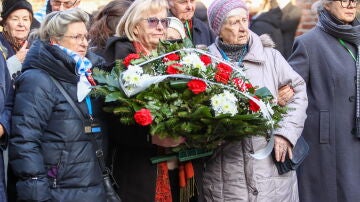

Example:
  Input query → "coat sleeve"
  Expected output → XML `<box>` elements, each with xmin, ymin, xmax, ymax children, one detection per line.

<box><xmin>0</xmin><ymin>53</ymin><xmax>12</xmax><ymax>150</ymax></box>
<box><xmin>272</xmin><ymin>49</ymin><xmax>308</xmax><ymax>146</ymax></box>
<box><xmin>287</xmin><ymin>37</ymin><xmax>311</xmax><ymax>84</ymax></box>
<box><xmin>9</xmin><ymin>71</ymin><xmax>54</xmax><ymax>201</ymax></box>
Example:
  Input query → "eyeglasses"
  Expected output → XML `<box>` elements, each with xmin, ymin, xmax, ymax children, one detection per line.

<box><xmin>62</xmin><ymin>34</ymin><xmax>89</xmax><ymax>42</ymax></box>
<box><xmin>143</xmin><ymin>17</ymin><xmax>170</xmax><ymax>28</ymax></box>
<box><xmin>334</xmin><ymin>0</ymin><xmax>358</xmax><ymax>8</ymax></box>
<box><xmin>51</xmin><ymin>0</ymin><xmax>78</xmax><ymax>9</ymax></box>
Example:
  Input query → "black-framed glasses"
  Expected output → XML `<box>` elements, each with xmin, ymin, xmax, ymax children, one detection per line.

<box><xmin>143</xmin><ymin>17</ymin><xmax>170</xmax><ymax>28</ymax></box>
<box><xmin>62</xmin><ymin>34</ymin><xmax>89</xmax><ymax>42</ymax></box>
<box><xmin>334</xmin><ymin>0</ymin><xmax>358</xmax><ymax>8</ymax></box>
<box><xmin>51</xmin><ymin>0</ymin><xmax>78</xmax><ymax>8</ymax></box>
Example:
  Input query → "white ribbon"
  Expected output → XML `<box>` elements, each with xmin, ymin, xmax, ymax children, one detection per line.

<box><xmin>119</xmin><ymin>48</ymin><xmax>275</xmax><ymax>159</ymax></box>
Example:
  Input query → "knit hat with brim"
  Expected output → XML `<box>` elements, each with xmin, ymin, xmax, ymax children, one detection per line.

<box><xmin>207</xmin><ymin>0</ymin><xmax>248</xmax><ymax>35</ymax></box>
<box><xmin>1</xmin><ymin>0</ymin><xmax>33</xmax><ymax>25</ymax></box>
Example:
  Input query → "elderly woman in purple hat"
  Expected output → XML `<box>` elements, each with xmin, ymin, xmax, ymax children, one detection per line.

<box><xmin>203</xmin><ymin>0</ymin><xmax>308</xmax><ymax>201</ymax></box>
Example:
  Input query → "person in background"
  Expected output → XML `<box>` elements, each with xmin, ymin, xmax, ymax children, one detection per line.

<box><xmin>0</xmin><ymin>0</ymin><xmax>33</xmax><ymax>82</ymax></box>
<box><xmin>88</xmin><ymin>0</ymin><xmax>133</xmax><ymax>58</ymax></box>
<box><xmin>166</xmin><ymin>16</ymin><xmax>186</xmax><ymax>40</ymax></box>
<box><xmin>32</xmin><ymin>0</ymin><xmax>81</xmax><ymax>28</ymax></box>
<box><xmin>194</xmin><ymin>1</ymin><xmax>208</xmax><ymax>25</ymax></box>
<box><xmin>278</xmin><ymin>0</ymin><xmax>301</xmax><ymax>59</ymax></box>
<box><xmin>9</xmin><ymin>8</ymin><xmax>108</xmax><ymax>201</ymax></box>
<box><xmin>204</xmin><ymin>0</ymin><xmax>308</xmax><ymax>201</ymax></box>
<box><xmin>248</xmin><ymin>0</ymin><xmax>285</xmax><ymax>55</ymax></box>
<box><xmin>0</xmin><ymin>2</ymin><xmax>13</xmax><ymax>202</ymax></box>
<box><xmin>288</xmin><ymin>0</ymin><xmax>360</xmax><ymax>201</ymax></box>
<box><xmin>167</xmin><ymin>0</ymin><xmax>215</xmax><ymax>48</ymax></box>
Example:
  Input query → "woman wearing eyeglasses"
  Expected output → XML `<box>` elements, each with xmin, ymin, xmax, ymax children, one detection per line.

<box><xmin>8</xmin><ymin>8</ymin><xmax>109</xmax><ymax>201</ymax></box>
<box><xmin>103</xmin><ymin>0</ymin><xmax>204</xmax><ymax>201</ymax></box>
<box><xmin>288</xmin><ymin>0</ymin><xmax>360</xmax><ymax>201</ymax></box>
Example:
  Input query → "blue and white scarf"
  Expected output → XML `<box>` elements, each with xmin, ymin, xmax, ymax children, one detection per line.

<box><xmin>55</xmin><ymin>44</ymin><xmax>93</xmax><ymax>102</ymax></box>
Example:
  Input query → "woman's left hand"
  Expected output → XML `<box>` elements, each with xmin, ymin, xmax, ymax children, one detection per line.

<box><xmin>274</xmin><ymin>135</ymin><xmax>293</xmax><ymax>162</ymax></box>
<box><xmin>151</xmin><ymin>135</ymin><xmax>185</xmax><ymax>147</ymax></box>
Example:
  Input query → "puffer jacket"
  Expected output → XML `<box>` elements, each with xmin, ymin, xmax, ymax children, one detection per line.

<box><xmin>203</xmin><ymin>32</ymin><xmax>308</xmax><ymax>201</ymax></box>
<box><xmin>9</xmin><ymin>40</ymin><xmax>107</xmax><ymax>202</ymax></box>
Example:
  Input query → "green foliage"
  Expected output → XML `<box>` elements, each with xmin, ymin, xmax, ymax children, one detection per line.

<box><xmin>92</xmin><ymin>41</ymin><xmax>287</xmax><ymax>151</ymax></box>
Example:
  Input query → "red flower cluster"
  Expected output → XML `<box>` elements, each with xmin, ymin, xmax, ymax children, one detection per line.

<box><xmin>249</xmin><ymin>96</ymin><xmax>260</xmax><ymax>112</ymax></box>
<box><xmin>134</xmin><ymin>109</ymin><xmax>153</xmax><ymax>126</ymax></box>
<box><xmin>123</xmin><ymin>53</ymin><xmax>140</xmax><ymax>67</ymax></box>
<box><xmin>166</xmin><ymin>63</ymin><xmax>182</xmax><ymax>74</ymax></box>
<box><xmin>187</xmin><ymin>79</ymin><xmax>207</xmax><ymax>94</ymax></box>
<box><xmin>163</xmin><ymin>53</ymin><xmax>180</xmax><ymax>62</ymax></box>
<box><xmin>199</xmin><ymin>55</ymin><xmax>212</xmax><ymax>65</ymax></box>
<box><xmin>215</xmin><ymin>63</ymin><xmax>233</xmax><ymax>84</ymax></box>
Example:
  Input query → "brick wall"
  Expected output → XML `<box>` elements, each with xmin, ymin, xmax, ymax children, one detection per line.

<box><xmin>295</xmin><ymin>0</ymin><xmax>319</xmax><ymax>35</ymax></box>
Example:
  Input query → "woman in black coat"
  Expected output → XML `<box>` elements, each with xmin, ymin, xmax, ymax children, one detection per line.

<box><xmin>288</xmin><ymin>0</ymin><xmax>360</xmax><ymax>201</ymax></box>
<box><xmin>9</xmin><ymin>8</ymin><xmax>108</xmax><ymax>201</ymax></box>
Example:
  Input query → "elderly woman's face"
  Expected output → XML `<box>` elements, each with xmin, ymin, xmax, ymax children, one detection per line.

<box><xmin>169</xmin><ymin>0</ymin><xmax>196</xmax><ymax>22</ymax></box>
<box><xmin>134</xmin><ymin>10</ymin><xmax>168</xmax><ymax>51</ymax></box>
<box><xmin>325</xmin><ymin>1</ymin><xmax>357</xmax><ymax>24</ymax></box>
<box><xmin>219</xmin><ymin>8</ymin><xmax>249</xmax><ymax>45</ymax></box>
<box><xmin>55</xmin><ymin>22</ymin><xmax>88</xmax><ymax>58</ymax></box>
<box><xmin>4</xmin><ymin>9</ymin><xmax>32</xmax><ymax>41</ymax></box>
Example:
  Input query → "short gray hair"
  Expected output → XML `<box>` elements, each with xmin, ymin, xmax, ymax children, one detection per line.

<box><xmin>115</xmin><ymin>0</ymin><xmax>169</xmax><ymax>41</ymax></box>
<box><xmin>39</xmin><ymin>8</ymin><xmax>89</xmax><ymax>42</ymax></box>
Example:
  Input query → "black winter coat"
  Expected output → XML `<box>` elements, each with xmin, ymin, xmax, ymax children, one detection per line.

<box><xmin>9</xmin><ymin>40</ymin><xmax>107</xmax><ymax>202</ymax></box>
<box><xmin>250</xmin><ymin>7</ymin><xmax>284</xmax><ymax>55</ymax></box>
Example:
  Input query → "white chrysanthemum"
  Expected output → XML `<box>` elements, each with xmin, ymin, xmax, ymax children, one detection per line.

<box><xmin>122</xmin><ymin>67</ymin><xmax>143</xmax><ymax>86</ymax></box>
<box><xmin>211</xmin><ymin>91</ymin><xmax>238</xmax><ymax>116</ymax></box>
<box><xmin>181</xmin><ymin>53</ymin><xmax>206</xmax><ymax>71</ymax></box>
<box><xmin>127</xmin><ymin>65</ymin><xmax>143</xmax><ymax>74</ymax></box>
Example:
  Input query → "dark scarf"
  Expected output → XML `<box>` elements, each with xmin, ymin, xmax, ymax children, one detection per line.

<box><xmin>317</xmin><ymin>9</ymin><xmax>360</xmax><ymax>138</ymax></box>
<box><xmin>215</xmin><ymin>37</ymin><xmax>247</xmax><ymax>63</ymax></box>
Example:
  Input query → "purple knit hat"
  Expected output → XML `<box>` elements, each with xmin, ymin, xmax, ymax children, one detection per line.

<box><xmin>207</xmin><ymin>0</ymin><xmax>248</xmax><ymax>35</ymax></box>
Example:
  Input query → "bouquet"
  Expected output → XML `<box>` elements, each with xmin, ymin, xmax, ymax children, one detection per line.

<box><xmin>92</xmin><ymin>41</ymin><xmax>286</xmax><ymax>155</ymax></box>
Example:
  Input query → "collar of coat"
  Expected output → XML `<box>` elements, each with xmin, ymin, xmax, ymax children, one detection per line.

<box><xmin>244</xmin><ymin>31</ymin><xmax>275</xmax><ymax>65</ymax></box>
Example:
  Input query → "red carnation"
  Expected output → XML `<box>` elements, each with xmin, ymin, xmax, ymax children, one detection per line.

<box><xmin>215</xmin><ymin>71</ymin><xmax>231</xmax><ymax>84</ymax></box>
<box><xmin>216</xmin><ymin>63</ymin><xmax>232</xmax><ymax>74</ymax></box>
<box><xmin>123</xmin><ymin>53</ymin><xmax>140</xmax><ymax>67</ymax></box>
<box><xmin>249</xmin><ymin>96</ymin><xmax>260</xmax><ymax>112</ymax></box>
<box><xmin>187</xmin><ymin>79</ymin><xmax>207</xmax><ymax>94</ymax></box>
<box><xmin>245</xmin><ymin>83</ymin><xmax>253</xmax><ymax>90</ymax></box>
<box><xmin>163</xmin><ymin>53</ymin><xmax>180</xmax><ymax>62</ymax></box>
<box><xmin>200</xmin><ymin>55</ymin><xmax>212</xmax><ymax>65</ymax></box>
<box><xmin>166</xmin><ymin>63</ymin><xmax>182</xmax><ymax>74</ymax></box>
<box><xmin>134</xmin><ymin>109</ymin><xmax>153</xmax><ymax>126</ymax></box>
<box><xmin>233</xmin><ymin>78</ymin><xmax>247</xmax><ymax>92</ymax></box>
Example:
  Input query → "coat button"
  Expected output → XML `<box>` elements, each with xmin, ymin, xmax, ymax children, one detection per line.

<box><xmin>253</xmin><ymin>189</ymin><xmax>259</xmax><ymax>195</ymax></box>
<box><xmin>249</xmin><ymin>149</ymin><xmax>254</xmax><ymax>154</ymax></box>
<box><xmin>349</xmin><ymin>96</ymin><xmax>356</xmax><ymax>102</ymax></box>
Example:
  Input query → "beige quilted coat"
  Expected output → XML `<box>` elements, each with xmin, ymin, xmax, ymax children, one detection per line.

<box><xmin>203</xmin><ymin>31</ymin><xmax>308</xmax><ymax>202</ymax></box>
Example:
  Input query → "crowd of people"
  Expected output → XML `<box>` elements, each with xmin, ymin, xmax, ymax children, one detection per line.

<box><xmin>0</xmin><ymin>0</ymin><xmax>359</xmax><ymax>201</ymax></box>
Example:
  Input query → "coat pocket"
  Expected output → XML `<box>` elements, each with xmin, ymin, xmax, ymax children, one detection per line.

<box><xmin>48</xmin><ymin>150</ymin><xmax>69</xmax><ymax>188</ymax></box>
<box><xmin>319</xmin><ymin>110</ymin><xmax>330</xmax><ymax>144</ymax></box>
